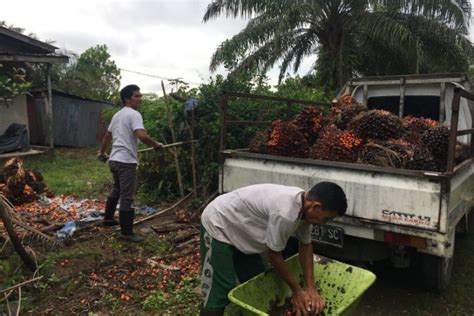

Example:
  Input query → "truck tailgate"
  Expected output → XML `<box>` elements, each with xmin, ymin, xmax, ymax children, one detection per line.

<box><xmin>222</xmin><ymin>156</ymin><xmax>442</xmax><ymax>231</ymax></box>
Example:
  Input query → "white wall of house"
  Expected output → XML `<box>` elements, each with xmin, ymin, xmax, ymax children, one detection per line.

<box><xmin>0</xmin><ymin>94</ymin><xmax>28</xmax><ymax>135</ymax></box>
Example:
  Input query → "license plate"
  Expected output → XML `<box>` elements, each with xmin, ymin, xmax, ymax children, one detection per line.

<box><xmin>311</xmin><ymin>224</ymin><xmax>344</xmax><ymax>248</ymax></box>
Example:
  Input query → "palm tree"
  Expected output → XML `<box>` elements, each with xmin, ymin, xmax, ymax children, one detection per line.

<box><xmin>203</xmin><ymin>0</ymin><xmax>473</xmax><ymax>92</ymax></box>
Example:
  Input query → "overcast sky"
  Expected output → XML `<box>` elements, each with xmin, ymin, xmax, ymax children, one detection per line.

<box><xmin>2</xmin><ymin>0</ymin><xmax>473</xmax><ymax>94</ymax></box>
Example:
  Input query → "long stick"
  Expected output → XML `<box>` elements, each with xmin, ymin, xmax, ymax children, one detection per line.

<box><xmin>0</xmin><ymin>276</ymin><xmax>43</xmax><ymax>295</ymax></box>
<box><xmin>162</xmin><ymin>80</ymin><xmax>185</xmax><ymax>197</ymax></box>
<box><xmin>132</xmin><ymin>192</ymin><xmax>192</xmax><ymax>226</ymax></box>
<box><xmin>0</xmin><ymin>199</ymin><xmax>37</xmax><ymax>271</ymax></box>
<box><xmin>138</xmin><ymin>140</ymin><xmax>197</xmax><ymax>153</ymax></box>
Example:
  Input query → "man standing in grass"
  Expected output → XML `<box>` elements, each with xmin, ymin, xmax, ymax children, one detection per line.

<box><xmin>98</xmin><ymin>84</ymin><xmax>162</xmax><ymax>242</ymax></box>
<box><xmin>200</xmin><ymin>182</ymin><xmax>347</xmax><ymax>316</ymax></box>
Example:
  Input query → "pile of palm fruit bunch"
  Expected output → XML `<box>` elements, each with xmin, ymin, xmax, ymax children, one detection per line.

<box><xmin>328</xmin><ymin>95</ymin><xmax>368</xmax><ymax>130</ymax></box>
<box><xmin>262</xmin><ymin>120</ymin><xmax>310</xmax><ymax>158</ymax></box>
<box><xmin>292</xmin><ymin>106</ymin><xmax>323</xmax><ymax>145</ymax></box>
<box><xmin>311</xmin><ymin>125</ymin><xmax>362</xmax><ymax>163</ymax></box>
<box><xmin>247</xmin><ymin>96</ymin><xmax>469</xmax><ymax>172</ymax></box>
<box><xmin>0</xmin><ymin>158</ymin><xmax>48</xmax><ymax>205</ymax></box>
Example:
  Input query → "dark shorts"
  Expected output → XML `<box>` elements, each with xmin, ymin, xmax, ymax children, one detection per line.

<box><xmin>200</xmin><ymin>225</ymin><xmax>265</xmax><ymax>310</ymax></box>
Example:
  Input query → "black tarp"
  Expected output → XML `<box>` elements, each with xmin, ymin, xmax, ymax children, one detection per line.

<box><xmin>0</xmin><ymin>123</ymin><xmax>31</xmax><ymax>153</ymax></box>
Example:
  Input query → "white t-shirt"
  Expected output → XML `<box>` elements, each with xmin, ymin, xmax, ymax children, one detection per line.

<box><xmin>201</xmin><ymin>184</ymin><xmax>311</xmax><ymax>254</ymax></box>
<box><xmin>108</xmin><ymin>107</ymin><xmax>145</xmax><ymax>164</ymax></box>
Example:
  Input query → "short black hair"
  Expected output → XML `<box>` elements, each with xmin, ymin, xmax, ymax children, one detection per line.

<box><xmin>120</xmin><ymin>84</ymin><xmax>140</xmax><ymax>104</ymax></box>
<box><xmin>307</xmin><ymin>182</ymin><xmax>347</xmax><ymax>216</ymax></box>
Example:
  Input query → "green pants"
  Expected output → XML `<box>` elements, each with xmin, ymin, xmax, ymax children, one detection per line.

<box><xmin>200</xmin><ymin>225</ymin><xmax>265</xmax><ymax>310</ymax></box>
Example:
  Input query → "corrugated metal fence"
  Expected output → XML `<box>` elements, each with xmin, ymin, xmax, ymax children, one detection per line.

<box><xmin>27</xmin><ymin>91</ymin><xmax>117</xmax><ymax>147</ymax></box>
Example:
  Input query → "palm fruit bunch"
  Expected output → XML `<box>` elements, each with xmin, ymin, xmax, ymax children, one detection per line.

<box><xmin>1</xmin><ymin>158</ymin><xmax>47</xmax><ymax>205</ymax></box>
<box><xmin>311</xmin><ymin>125</ymin><xmax>362</xmax><ymax>163</ymax></box>
<box><xmin>249</xmin><ymin>130</ymin><xmax>270</xmax><ymax>154</ymax></box>
<box><xmin>349</xmin><ymin>109</ymin><xmax>403</xmax><ymax>141</ymax></box>
<box><xmin>359</xmin><ymin>139</ymin><xmax>414</xmax><ymax>168</ymax></box>
<box><xmin>292</xmin><ymin>106</ymin><xmax>323</xmax><ymax>145</ymax></box>
<box><xmin>25</xmin><ymin>170</ymin><xmax>46</xmax><ymax>194</ymax></box>
<box><xmin>406</xmin><ymin>146</ymin><xmax>438</xmax><ymax>171</ymax></box>
<box><xmin>329</xmin><ymin>97</ymin><xmax>368</xmax><ymax>130</ymax></box>
<box><xmin>266</xmin><ymin>120</ymin><xmax>309</xmax><ymax>158</ymax></box>
<box><xmin>402</xmin><ymin>116</ymin><xmax>439</xmax><ymax>134</ymax></box>
<box><xmin>421</xmin><ymin>126</ymin><xmax>449</xmax><ymax>159</ymax></box>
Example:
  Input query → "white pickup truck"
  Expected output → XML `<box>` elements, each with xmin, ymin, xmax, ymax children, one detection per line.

<box><xmin>217</xmin><ymin>74</ymin><xmax>474</xmax><ymax>292</ymax></box>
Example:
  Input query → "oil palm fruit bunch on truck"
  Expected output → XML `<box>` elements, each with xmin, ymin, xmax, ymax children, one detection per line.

<box><xmin>248</xmin><ymin>96</ymin><xmax>468</xmax><ymax>172</ymax></box>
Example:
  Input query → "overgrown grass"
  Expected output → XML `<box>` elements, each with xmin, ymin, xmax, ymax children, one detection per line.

<box><xmin>22</xmin><ymin>147</ymin><xmax>111</xmax><ymax>198</ymax></box>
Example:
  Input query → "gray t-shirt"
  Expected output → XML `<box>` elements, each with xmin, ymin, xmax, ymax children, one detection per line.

<box><xmin>108</xmin><ymin>107</ymin><xmax>145</xmax><ymax>164</ymax></box>
<box><xmin>201</xmin><ymin>184</ymin><xmax>311</xmax><ymax>254</ymax></box>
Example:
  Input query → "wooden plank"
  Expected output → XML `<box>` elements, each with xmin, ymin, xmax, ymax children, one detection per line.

<box><xmin>0</xmin><ymin>54</ymin><xmax>68</xmax><ymax>63</ymax></box>
<box><xmin>224</xmin><ymin>91</ymin><xmax>326</xmax><ymax>106</ymax></box>
<box><xmin>226</xmin><ymin>120</ymin><xmax>272</xmax><ymax>125</ymax></box>
<box><xmin>0</xmin><ymin>149</ymin><xmax>46</xmax><ymax>159</ymax></box>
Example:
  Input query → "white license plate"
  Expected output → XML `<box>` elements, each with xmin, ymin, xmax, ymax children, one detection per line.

<box><xmin>311</xmin><ymin>224</ymin><xmax>344</xmax><ymax>248</ymax></box>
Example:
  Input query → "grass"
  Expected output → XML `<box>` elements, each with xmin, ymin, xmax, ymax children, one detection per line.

<box><xmin>22</xmin><ymin>147</ymin><xmax>111</xmax><ymax>198</ymax></box>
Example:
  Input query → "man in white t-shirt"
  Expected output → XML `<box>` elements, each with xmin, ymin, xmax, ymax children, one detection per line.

<box><xmin>200</xmin><ymin>182</ymin><xmax>347</xmax><ymax>316</ymax></box>
<box><xmin>98</xmin><ymin>84</ymin><xmax>162</xmax><ymax>242</ymax></box>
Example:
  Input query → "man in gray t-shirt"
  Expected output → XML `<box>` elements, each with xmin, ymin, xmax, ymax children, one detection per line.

<box><xmin>200</xmin><ymin>182</ymin><xmax>347</xmax><ymax>316</ymax></box>
<box><xmin>98</xmin><ymin>84</ymin><xmax>162</xmax><ymax>242</ymax></box>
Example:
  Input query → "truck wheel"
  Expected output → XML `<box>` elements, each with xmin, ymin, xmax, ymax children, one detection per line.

<box><xmin>420</xmin><ymin>254</ymin><xmax>453</xmax><ymax>292</ymax></box>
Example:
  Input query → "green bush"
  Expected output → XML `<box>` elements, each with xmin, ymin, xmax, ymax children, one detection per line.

<box><xmin>101</xmin><ymin>74</ymin><xmax>328</xmax><ymax>202</ymax></box>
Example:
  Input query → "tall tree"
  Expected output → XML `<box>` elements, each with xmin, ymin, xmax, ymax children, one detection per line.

<box><xmin>203</xmin><ymin>0</ymin><xmax>473</xmax><ymax>93</ymax></box>
<box><xmin>56</xmin><ymin>45</ymin><xmax>121</xmax><ymax>103</ymax></box>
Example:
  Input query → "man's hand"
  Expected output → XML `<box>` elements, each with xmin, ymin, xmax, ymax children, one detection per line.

<box><xmin>291</xmin><ymin>289</ymin><xmax>311</xmax><ymax>316</ymax></box>
<box><xmin>153</xmin><ymin>141</ymin><xmax>164</xmax><ymax>150</ymax></box>
<box><xmin>306</xmin><ymin>287</ymin><xmax>325</xmax><ymax>314</ymax></box>
<box><xmin>97</xmin><ymin>152</ymin><xmax>109</xmax><ymax>163</ymax></box>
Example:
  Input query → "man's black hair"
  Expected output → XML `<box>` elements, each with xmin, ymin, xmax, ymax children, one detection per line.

<box><xmin>307</xmin><ymin>182</ymin><xmax>347</xmax><ymax>216</ymax></box>
<box><xmin>120</xmin><ymin>84</ymin><xmax>140</xmax><ymax>104</ymax></box>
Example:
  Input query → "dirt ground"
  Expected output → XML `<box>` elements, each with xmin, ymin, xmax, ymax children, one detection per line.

<box><xmin>355</xmin><ymin>233</ymin><xmax>474</xmax><ymax>315</ymax></box>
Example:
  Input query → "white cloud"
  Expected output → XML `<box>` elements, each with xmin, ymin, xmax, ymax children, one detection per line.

<box><xmin>3</xmin><ymin>0</ymin><xmax>473</xmax><ymax>95</ymax></box>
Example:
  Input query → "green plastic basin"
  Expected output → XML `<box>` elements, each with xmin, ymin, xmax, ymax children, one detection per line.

<box><xmin>226</xmin><ymin>254</ymin><xmax>376</xmax><ymax>315</ymax></box>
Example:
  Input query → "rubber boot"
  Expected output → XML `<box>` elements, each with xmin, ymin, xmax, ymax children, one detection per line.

<box><xmin>102</xmin><ymin>197</ymin><xmax>119</xmax><ymax>226</ymax></box>
<box><xmin>119</xmin><ymin>210</ymin><xmax>144</xmax><ymax>242</ymax></box>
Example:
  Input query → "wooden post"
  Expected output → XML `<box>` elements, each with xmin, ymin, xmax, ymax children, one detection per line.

<box><xmin>189</xmin><ymin>108</ymin><xmax>197</xmax><ymax>198</ymax></box>
<box><xmin>46</xmin><ymin>64</ymin><xmax>53</xmax><ymax>149</ymax></box>
<box><xmin>161</xmin><ymin>81</ymin><xmax>185</xmax><ymax>197</ymax></box>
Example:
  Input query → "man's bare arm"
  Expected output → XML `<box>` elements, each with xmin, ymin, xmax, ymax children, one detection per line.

<box><xmin>299</xmin><ymin>242</ymin><xmax>315</xmax><ymax>290</ymax></box>
<box><xmin>99</xmin><ymin>131</ymin><xmax>112</xmax><ymax>156</ymax></box>
<box><xmin>134</xmin><ymin>129</ymin><xmax>162</xmax><ymax>148</ymax></box>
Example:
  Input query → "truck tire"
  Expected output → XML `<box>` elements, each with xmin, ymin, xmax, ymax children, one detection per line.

<box><xmin>420</xmin><ymin>254</ymin><xmax>453</xmax><ymax>293</ymax></box>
